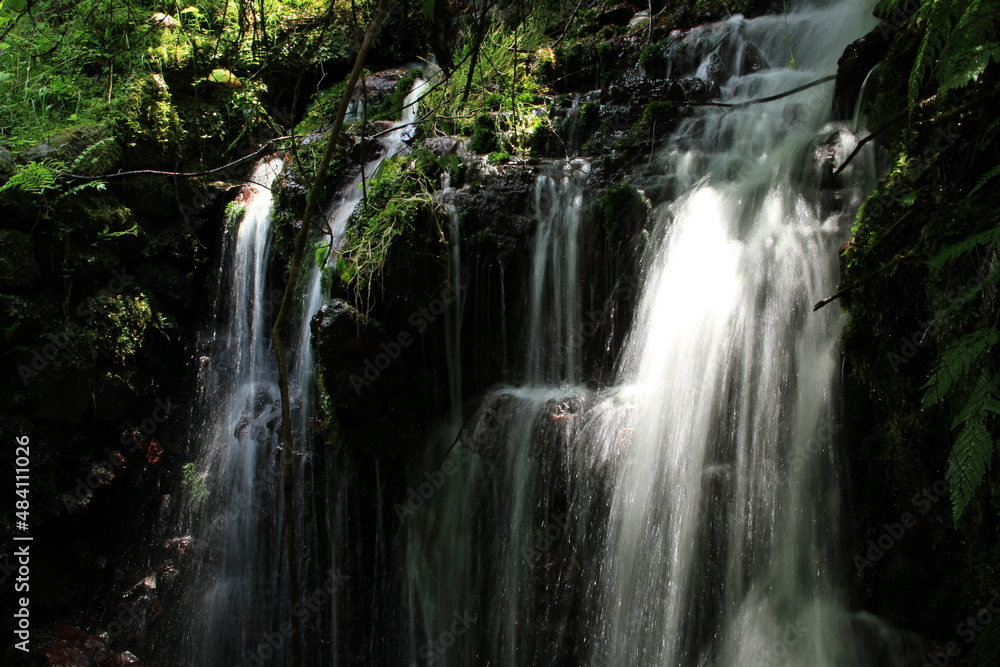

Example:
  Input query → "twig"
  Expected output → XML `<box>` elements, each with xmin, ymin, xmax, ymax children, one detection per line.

<box><xmin>64</xmin><ymin>136</ymin><xmax>296</xmax><ymax>181</ymax></box>
<box><xmin>683</xmin><ymin>74</ymin><xmax>837</xmax><ymax>108</ymax></box>
<box><xmin>551</xmin><ymin>0</ymin><xmax>584</xmax><ymax>48</ymax></box>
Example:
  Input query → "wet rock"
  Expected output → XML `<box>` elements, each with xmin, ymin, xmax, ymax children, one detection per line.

<box><xmin>669</xmin><ymin>77</ymin><xmax>719</xmax><ymax>102</ymax></box>
<box><xmin>36</xmin><ymin>624</ymin><xmax>135</xmax><ymax>667</ymax></box>
<box><xmin>356</xmin><ymin>68</ymin><xmax>408</xmax><ymax>99</ymax></box>
<box><xmin>628</xmin><ymin>10</ymin><xmax>650</xmax><ymax>32</ymax></box>
<box><xmin>833</xmin><ymin>27</ymin><xmax>891</xmax><ymax>121</ymax></box>
<box><xmin>706</xmin><ymin>53</ymin><xmax>728</xmax><ymax>85</ymax></box>
<box><xmin>421</xmin><ymin>136</ymin><xmax>463</xmax><ymax>156</ymax></box>
<box><xmin>349</xmin><ymin>135</ymin><xmax>383</xmax><ymax>163</ymax></box>
<box><xmin>163</xmin><ymin>535</ymin><xmax>192</xmax><ymax>558</ymax></box>
<box><xmin>400</xmin><ymin>124</ymin><xmax>421</xmax><ymax>144</ymax></box>
<box><xmin>233</xmin><ymin>382</ymin><xmax>282</xmax><ymax>445</ymax></box>
<box><xmin>349</xmin><ymin>68</ymin><xmax>409</xmax><ymax>117</ymax></box>
<box><xmin>0</xmin><ymin>229</ymin><xmax>40</xmax><ymax>288</ymax></box>
<box><xmin>740</xmin><ymin>42</ymin><xmax>768</xmax><ymax>75</ymax></box>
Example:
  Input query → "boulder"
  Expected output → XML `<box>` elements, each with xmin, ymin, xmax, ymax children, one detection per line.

<box><xmin>834</xmin><ymin>27</ymin><xmax>891</xmax><ymax>121</ymax></box>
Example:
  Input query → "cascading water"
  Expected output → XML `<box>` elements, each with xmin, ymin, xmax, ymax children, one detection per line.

<box><xmin>594</xmin><ymin>3</ymin><xmax>881</xmax><ymax>664</ymax></box>
<box><xmin>155</xmin><ymin>75</ymin><xmax>429</xmax><ymax>667</ymax></box>
<box><xmin>406</xmin><ymin>0</ymin><xmax>891</xmax><ymax>664</ymax></box>
<box><xmin>164</xmin><ymin>156</ymin><xmax>294</xmax><ymax>666</ymax></box>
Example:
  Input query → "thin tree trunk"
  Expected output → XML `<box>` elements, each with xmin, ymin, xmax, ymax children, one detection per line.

<box><xmin>270</xmin><ymin>0</ymin><xmax>392</xmax><ymax>664</ymax></box>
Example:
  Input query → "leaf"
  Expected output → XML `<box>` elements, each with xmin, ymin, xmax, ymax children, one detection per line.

<box><xmin>422</xmin><ymin>0</ymin><xmax>435</xmax><ymax>23</ymax></box>
<box><xmin>927</xmin><ymin>224</ymin><xmax>1000</xmax><ymax>271</ymax></box>
<box><xmin>946</xmin><ymin>417</ymin><xmax>995</xmax><ymax>523</ymax></box>
<box><xmin>922</xmin><ymin>328</ymin><xmax>999</xmax><ymax>407</ymax></box>
<box><xmin>207</xmin><ymin>68</ymin><xmax>241</xmax><ymax>87</ymax></box>
<box><xmin>935</xmin><ymin>1</ymin><xmax>1000</xmax><ymax>93</ymax></box>
<box><xmin>336</xmin><ymin>256</ymin><xmax>357</xmax><ymax>283</ymax></box>
<box><xmin>952</xmin><ymin>371</ymin><xmax>1000</xmax><ymax>429</ymax></box>
<box><xmin>0</xmin><ymin>159</ymin><xmax>61</xmax><ymax>194</ymax></box>
<box><xmin>968</xmin><ymin>163</ymin><xmax>1000</xmax><ymax>198</ymax></box>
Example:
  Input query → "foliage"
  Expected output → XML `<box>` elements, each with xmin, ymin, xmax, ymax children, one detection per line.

<box><xmin>879</xmin><ymin>0</ymin><xmax>1000</xmax><ymax>101</ymax></box>
<box><xmin>337</xmin><ymin>149</ymin><xmax>446</xmax><ymax>299</ymax></box>
<box><xmin>182</xmin><ymin>462</ymin><xmax>210</xmax><ymax>504</ymax></box>
<box><xmin>421</xmin><ymin>19</ymin><xmax>553</xmax><ymax>155</ymax></box>
<box><xmin>600</xmin><ymin>182</ymin><xmax>641</xmax><ymax>238</ymax></box>
<box><xmin>0</xmin><ymin>159</ymin><xmax>61</xmax><ymax>194</ymax></box>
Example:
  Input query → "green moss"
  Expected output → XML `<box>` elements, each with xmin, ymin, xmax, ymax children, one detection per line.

<box><xmin>117</xmin><ymin>75</ymin><xmax>186</xmax><ymax>161</ymax></box>
<box><xmin>600</xmin><ymin>183</ymin><xmax>641</xmax><ymax>238</ymax></box>
<box><xmin>469</xmin><ymin>114</ymin><xmax>501</xmax><ymax>154</ymax></box>
<box><xmin>338</xmin><ymin>152</ymin><xmax>440</xmax><ymax>295</ymax></box>
<box><xmin>295</xmin><ymin>81</ymin><xmax>350</xmax><ymax>136</ymax></box>
<box><xmin>182</xmin><ymin>462</ymin><xmax>210</xmax><ymax>505</ymax></box>
<box><xmin>487</xmin><ymin>151</ymin><xmax>510</xmax><ymax>165</ymax></box>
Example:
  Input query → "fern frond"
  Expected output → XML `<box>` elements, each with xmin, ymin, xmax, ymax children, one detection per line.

<box><xmin>968</xmin><ymin>163</ymin><xmax>1000</xmax><ymax>197</ymax></box>
<box><xmin>946</xmin><ymin>416</ymin><xmax>995</xmax><ymax>523</ymax></box>
<box><xmin>936</xmin><ymin>1</ymin><xmax>1000</xmax><ymax>93</ymax></box>
<box><xmin>927</xmin><ymin>224</ymin><xmax>1000</xmax><ymax>271</ymax></box>
<box><xmin>0</xmin><ymin>159</ymin><xmax>63</xmax><ymax>194</ymax></box>
<box><xmin>908</xmin><ymin>0</ymin><xmax>954</xmax><ymax>102</ymax></box>
<box><xmin>952</xmin><ymin>371</ymin><xmax>1000</xmax><ymax>428</ymax></box>
<box><xmin>922</xmin><ymin>328</ymin><xmax>999</xmax><ymax>407</ymax></box>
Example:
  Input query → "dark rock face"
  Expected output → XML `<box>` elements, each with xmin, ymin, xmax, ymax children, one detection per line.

<box><xmin>740</xmin><ymin>42</ymin><xmax>768</xmax><ymax>75</ymax></box>
<box><xmin>36</xmin><ymin>624</ymin><xmax>140</xmax><ymax>666</ymax></box>
<box><xmin>833</xmin><ymin>27</ymin><xmax>892</xmax><ymax>121</ymax></box>
<box><xmin>597</xmin><ymin>4</ymin><xmax>636</xmax><ymax>28</ymax></box>
<box><xmin>0</xmin><ymin>229</ymin><xmax>40</xmax><ymax>288</ymax></box>
<box><xmin>313</xmin><ymin>298</ymin><xmax>428</xmax><ymax>459</ymax></box>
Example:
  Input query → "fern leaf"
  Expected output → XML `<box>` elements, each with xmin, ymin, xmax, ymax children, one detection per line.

<box><xmin>0</xmin><ymin>159</ymin><xmax>62</xmax><ymax>194</ymax></box>
<box><xmin>922</xmin><ymin>328</ymin><xmax>999</xmax><ymax>407</ymax></box>
<box><xmin>927</xmin><ymin>224</ymin><xmax>1000</xmax><ymax>270</ymax></box>
<box><xmin>908</xmin><ymin>0</ymin><xmax>954</xmax><ymax>102</ymax></box>
<box><xmin>946</xmin><ymin>417</ymin><xmax>994</xmax><ymax>523</ymax></box>
<box><xmin>968</xmin><ymin>163</ymin><xmax>1000</xmax><ymax>197</ymax></box>
<box><xmin>937</xmin><ymin>1</ymin><xmax>1000</xmax><ymax>92</ymax></box>
<box><xmin>929</xmin><ymin>269</ymin><xmax>1000</xmax><ymax>326</ymax></box>
<box><xmin>952</xmin><ymin>371</ymin><xmax>1000</xmax><ymax>428</ymax></box>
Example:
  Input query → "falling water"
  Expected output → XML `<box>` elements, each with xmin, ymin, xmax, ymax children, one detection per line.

<box><xmin>594</xmin><ymin>2</ymin><xmax>880</xmax><ymax>664</ymax></box>
<box><xmin>158</xmin><ymin>74</ymin><xmax>430</xmax><ymax>667</ymax></box>
<box><xmin>406</xmin><ymin>0</ymin><xmax>888</xmax><ymax>664</ymax></box>
<box><xmin>166</xmin><ymin>156</ymin><xmax>291</xmax><ymax>667</ymax></box>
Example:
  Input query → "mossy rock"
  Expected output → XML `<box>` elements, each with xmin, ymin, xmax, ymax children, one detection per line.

<box><xmin>117</xmin><ymin>75</ymin><xmax>187</xmax><ymax>163</ymax></box>
<box><xmin>469</xmin><ymin>114</ymin><xmax>502</xmax><ymax>154</ymax></box>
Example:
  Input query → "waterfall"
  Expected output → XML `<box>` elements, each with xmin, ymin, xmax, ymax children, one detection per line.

<box><xmin>166</xmin><ymin>156</ymin><xmax>292</xmax><ymax>666</ymax></box>
<box><xmin>405</xmin><ymin>0</ymin><xmax>890</xmax><ymax>665</ymax></box>
<box><xmin>595</xmin><ymin>3</ymin><xmax>880</xmax><ymax>664</ymax></box>
<box><xmin>155</xmin><ymin>74</ymin><xmax>430</xmax><ymax>666</ymax></box>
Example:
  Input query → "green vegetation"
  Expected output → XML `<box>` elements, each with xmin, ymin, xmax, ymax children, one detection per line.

<box><xmin>841</xmin><ymin>0</ymin><xmax>1000</xmax><ymax>651</ymax></box>
<box><xmin>336</xmin><ymin>149</ymin><xmax>447</xmax><ymax>301</ymax></box>
<box><xmin>182</xmin><ymin>462</ymin><xmax>210</xmax><ymax>504</ymax></box>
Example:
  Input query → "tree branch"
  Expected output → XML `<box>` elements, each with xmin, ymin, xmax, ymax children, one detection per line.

<box><xmin>270</xmin><ymin>0</ymin><xmax>392</xmax><ymax>663</ymax></box>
